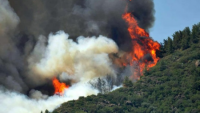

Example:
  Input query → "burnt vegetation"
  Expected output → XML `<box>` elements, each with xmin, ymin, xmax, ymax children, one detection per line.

<box><xmin>45</xmin><ymin>23</ymin><xmax>200</xmax><ymax>113</ymax></box>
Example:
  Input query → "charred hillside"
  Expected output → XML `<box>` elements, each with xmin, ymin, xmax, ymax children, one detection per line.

<box><xmin>49</xmin><ymin>23</ymin><xmax>200</xmax><ymax>113</ymax></box>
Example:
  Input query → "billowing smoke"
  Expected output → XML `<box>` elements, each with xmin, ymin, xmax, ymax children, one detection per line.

<box><xmin>0</xmin><ymin>0</ymin><xmax>155</xmax><ymax>112</ymax></box>
<box><xmin>0</xmin><ymin>30</ymin><xmax>118</xmax><ymax>112</ymax></box>
<box><xmin>0</xmin><ymin>84</ymin><xmax>99</xmax><ymax>113</ymax></box>
<box><xmin>0</xmin><ymin>0</ymin><xmax>28</xmax><ymax>93</ymax></box>
<box><xmin>0</xmin><ymin>0</ymin><xmax>155</xmax><ymax>92</ymax></box>
<box><xmin>28</xmin><ymin>31</ymin><xmax>118</xmax><ymax>86</ymax></box>
<box><xmin>8</xmin><ymin>0</ymin><xmax>154</xmax><ymax>49</ymax></box>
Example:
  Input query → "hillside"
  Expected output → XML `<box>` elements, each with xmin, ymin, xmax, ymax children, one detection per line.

<box><xmin>47</xmin><ymin>24</ymin><xmax>200</xmax><ymax>113</ymax></box>
<box><xmin>50</xmin><ymin>44</ymin><xmax>200</xmax><ymax>113</ymax></box>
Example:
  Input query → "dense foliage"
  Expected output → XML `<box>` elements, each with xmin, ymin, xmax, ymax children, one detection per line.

<box><xmin>159</xmin><ymin>22</ymin><xmax>200</xmax><ymax>57</ymax></box>
<box><xmin>46</xmin><ymin>23</ymin><xmax>200</xmax><ymax>113</ymax></box>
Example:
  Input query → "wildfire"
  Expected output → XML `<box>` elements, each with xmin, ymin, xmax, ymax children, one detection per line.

<box><xmin>122</xmin><ymin>12</ymin><xmax>160</xmax><ymax>79</ymax></box>
<box><xmin>52</xmin><ymin>78</ymin><xmax>69</xmax><ymax>95</ymax></box>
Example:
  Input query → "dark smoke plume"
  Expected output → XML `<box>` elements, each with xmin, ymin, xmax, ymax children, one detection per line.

<box><xmin>0</xmin><ymin>0</ymin><xmax>155</xmax><ymax>93</ymax></box>
<box><xmin>9</xmin><ymin>0</ymin><xmax>154</xmax><ymax>48</ymax></box>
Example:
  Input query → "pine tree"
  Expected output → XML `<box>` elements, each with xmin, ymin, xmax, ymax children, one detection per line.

<box><xmin>191</xmin><ymin>24</ymin><xmax>198</xmax><ymax>43</ymax></box>
<box><xmin>157</xmin><ymin>43</ymin><xmax>165</xmax><ymax>58</ymax></box>
<box><xmin>163</xmin><ymin>39</ymin><xmax>168</xmax><ymax>54</ymax></box>
<box><xmin>191</xmin><ymin>23</ymin><xmax>200</xmax><ymax>43</ymax></box>
<box><xmin>181</xmin><ymin>27</ymin><xmax>191</xmax><ymax>50</ymax></box>
<box><xmin>166</xmin><ymin>37</ymin><xmax>173</xmax><ymax>54</ymax></box>
<box><xmin>173</xmin><ymin>31</ymin><xmax>182</xmax><ymax>50</ymax></box>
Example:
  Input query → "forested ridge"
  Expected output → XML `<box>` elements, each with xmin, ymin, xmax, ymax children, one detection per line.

<box><xmin>159</xmin><ymin>22</ymin><xmax>200</xmax><ymax>57</ymax></box>
<box><xmin>45</xmin><ymin>23</ymin><xmax>200</xmax><ymax>113</ymax></box>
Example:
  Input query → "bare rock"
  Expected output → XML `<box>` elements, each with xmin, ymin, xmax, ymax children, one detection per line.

<box><xmin>126</xmin><ymin>101</ymin><xmax>133</xmax><ymax>106</ymax></box>
<box><xmin>108</xmin><ymin>104</ymin><xmax>115</xmax><ymax>107</ymax></box>
<box><xmin>195</xmin><ymin>60</ymin><xmax>200</xmax><ymax>67</ymax></box>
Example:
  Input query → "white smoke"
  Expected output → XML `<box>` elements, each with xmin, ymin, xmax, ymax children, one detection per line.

<box><xmin>0</xmin><ymin>31</ymin><xmax>119</xmax><ymax>113</ymax></box>
<box><xmin>0</xmin><ymin>1</ymin><xmax>120</xmax><ymax>112</ymax></box>
<box><xmin>0</xmin><ymin>83</ymin><xmax>99</xmax><ymax>113</ymax></box>
<box><xmin>111</xmin><ymin>85</ymin><xmax>122</xmax><ymax>91</ymax></box>
<box><xmin>28</xmin><ymin>31</ymin><xmax>118</xmax><ymax>85</ymax></box>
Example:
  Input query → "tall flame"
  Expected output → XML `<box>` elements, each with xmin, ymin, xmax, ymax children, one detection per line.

<box><xmin>122</xmin><ymin>13</ymin><xmax>160</xmax><ymax>79</ymax></box>
<box><xmin>52</xmin><ymin>78</ymin><xmax>69</xmax><ymax>95</ymax></box>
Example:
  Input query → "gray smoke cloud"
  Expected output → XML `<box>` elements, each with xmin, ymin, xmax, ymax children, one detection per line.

<box><xmin>0</xmin><ymin>0</ymin><xmax>155</xmax><ymax>112</ymax></box>
<box><xmin>0</xmin><ymin>0</ymin><xmax>155</xmax><ymax>92</ymax></box>
<box><xmin>8</xmin><ymin>0</ymin><xmax>154</xmax><ymax>49</ymax></box>
<box><xmin>0</xmin><ymin>0</ymin><xmax>28</xmax><ymax>93</ymax></box>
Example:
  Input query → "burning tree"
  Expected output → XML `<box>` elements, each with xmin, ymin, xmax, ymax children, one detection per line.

<box><xmin>122</xmin><ymin>12</ymin><xmax>160</xmax><ymax>79</ymax></box>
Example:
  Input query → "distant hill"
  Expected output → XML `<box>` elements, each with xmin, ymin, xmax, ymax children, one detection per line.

<box><xmin>47</xmin><ymin>23</ymin><xmax>200</xmax><ymax>113</ymax></box>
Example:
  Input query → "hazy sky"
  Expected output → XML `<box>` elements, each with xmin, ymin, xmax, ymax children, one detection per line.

<box><xmin>150</xmin><ymin>0</ymin><xmax>200</xmax><ymax>43</ymax></box>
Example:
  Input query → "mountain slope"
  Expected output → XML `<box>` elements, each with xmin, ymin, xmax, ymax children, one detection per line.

<box><xmin>49</xmin><ymin>42</ymin><xmax>200</xmax><ymax>113</ymax></box>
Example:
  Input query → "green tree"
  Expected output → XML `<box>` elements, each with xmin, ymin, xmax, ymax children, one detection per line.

<box><xmin>191</xmin><ymin>24</ymin><xmax>198</xmax><ymax>43</ymax></box>
<box><xmin>157</xmin><ymin>43</ymin><xmax>165</xmax><ymax>58</ymax></box>
<box><xmin>163</xmin><ymin>39</ymin><xmax>168</xmax><ymax>52</ymax></box>
<box><xmin>166</xmin><ymin>37</ymin><xmax>173</xmax><ymax>54</ymax></box>
<box><xmin>181</xmin><ymin>27</ymin><xmax>191</xmax><ymax>49</ymax></box>
<box><xmin>45</xmin><ymin>109</ymin><xmax>49</xmax><ymax>113</ymax></box>
<box><xmin>191</xmin><ymin>23</ymin><xmax>200</xmax><ymax>43</ymax></box>
<box><xmin>173</xmin><ymin>31</ymin><xmax>182</xmax><ymax>50</ymax></box>
<box><xmin>123</xmin><ymin>76</ymin><xmax>133</xmax><ymax>87</ymax></box>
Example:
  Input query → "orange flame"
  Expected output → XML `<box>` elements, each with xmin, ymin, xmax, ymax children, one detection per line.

<box><xmin>122</xmin><ymin>13</ymin><xmax>160</xmax><ymax>79</ymax></box>
<box><xmin>52</xmin><ymin>78</ymin><xmax>69</xmax><ymax>95</ymax></box>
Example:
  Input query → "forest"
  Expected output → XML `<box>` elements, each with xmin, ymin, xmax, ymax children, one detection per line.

<box><xmin>44</xmin><ymin>22</ymin><xmax>200</xmax><ymax>113</ymax></box>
